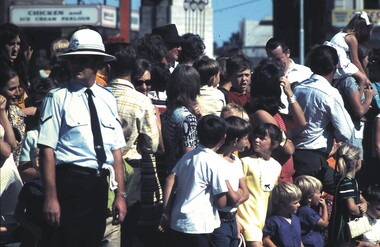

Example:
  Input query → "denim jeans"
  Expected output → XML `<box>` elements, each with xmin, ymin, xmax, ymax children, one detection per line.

<box><xmin>209</xmin><ymin>217</ymin><xmax>239</xmax><ymax>247</ymax></box>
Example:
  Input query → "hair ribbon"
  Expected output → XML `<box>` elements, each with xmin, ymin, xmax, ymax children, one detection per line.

<box><xmin>350</xmin><ymin>11</ymin><xmax>371</xmax><ymax>25</ymax></box>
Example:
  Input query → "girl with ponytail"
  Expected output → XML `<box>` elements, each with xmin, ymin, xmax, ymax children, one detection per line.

<box><xmin>328</xmin><ymin>143</ymin><xmax>368</xmax><ymax>246</ymax></box>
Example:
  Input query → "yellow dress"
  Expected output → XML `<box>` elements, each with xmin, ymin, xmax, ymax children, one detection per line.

<box><xmin>237</xmin><ymin>156</ymin><xmax>281</xmax><ymax>242</ymax></box>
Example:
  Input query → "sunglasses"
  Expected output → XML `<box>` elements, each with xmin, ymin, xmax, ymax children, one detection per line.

<box><xmin>135</xmin><ymin>79</ymin><xmax>152</xmax><ymax>86</ymax></box>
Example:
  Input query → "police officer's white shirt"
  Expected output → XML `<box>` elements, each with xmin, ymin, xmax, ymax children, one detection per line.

<box><xmin>38</xmin><ymin>79</ymin><xmax>126</xmax><ymax>169</ymax></box>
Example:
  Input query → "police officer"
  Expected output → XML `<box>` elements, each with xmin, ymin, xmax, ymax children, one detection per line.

<box><xmin>38</xmin><ymin>28</ymin><xmax>127</xmax><ymax>247</ymax></box>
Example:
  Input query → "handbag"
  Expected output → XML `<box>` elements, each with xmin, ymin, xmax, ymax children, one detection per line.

<box><xmin>347</xmin><ymin>216</ymin><xmax>372</xmax><ymax>238</ymax></box>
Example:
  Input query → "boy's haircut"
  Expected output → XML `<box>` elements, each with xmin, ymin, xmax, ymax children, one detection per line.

<box><xmin>362</xmin><ymin>184</ymin><xmax>380</xmax><ymax>204</ymax></box>
<box><xmin>294</xmin><ymin>175</ymin><xmax>323</xmax><ymax>205</ymax></box>
<box><xmin>223</xmin><ymin>116</ymin><xmax>251</xmax><ymax>146</ymax></box>
<box><xmin>220</xmin><ymin>103</ymin><xmax>249</xmax><ymax>122</ymax></box>
<box><xmin>253</xmin><ymin>123</ymin><xmax>282</xmax><ymax>147</ymax></box>
<box><xmin>306</xmin><ymin>45</ymin><xmax>339</xmax><ymax>76</ymax></box>
<box><xmin>225</xmin><ymin>55</ymin><xmax>251</xmax><ymax>78</ymax></box>
<box><xmin>197</xmin><ymin>114</ymin><xmax>227</xmax><ymax>148</ymax></box>
<box><xmin>192</xmin><ymin>56</ymin><xmax>220</xmax><ymax>87</ymax></box>
<box><xmin>106</xmin><ymin>42</ymin><xmax>136</xmax><ymax>80</ymax></box>
<box><xmin>335</xmin><ymin>143</ymin><xmax>361</xmax><ymax>178</ymax></box>
<box><xmin>271</xmin><ymin>182</ymin><xmax>302</xmax><ymax>212</ymax></box>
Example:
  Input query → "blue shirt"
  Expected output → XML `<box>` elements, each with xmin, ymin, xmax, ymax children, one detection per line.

<box><xmin>297</xmin><ymin>206</ymin><xmax>324</xmax><ymax>247</ymax></box>
<box><xmin>38</xmin><ymin>79</ymin><xmax>126</xmax><ymax>169</ymax></box>
<box><xmin>292</xmin><ymin>74</ymin><xmax>354</xmax><ymax>152</ymax></box>
<box><xmin>263</xmin><ymin>214</ymin><xmax>302</xmax><ymax>247</ymax></box>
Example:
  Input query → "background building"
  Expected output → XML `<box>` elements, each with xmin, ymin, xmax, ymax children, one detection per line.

<box><xmin>139</xmin><ymin>0</ymin><xmax>214</xmax><ymax>57</ymax></box>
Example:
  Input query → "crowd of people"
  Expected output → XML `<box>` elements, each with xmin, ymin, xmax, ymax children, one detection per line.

<box><xmin>0</xmin><ymin>10</ymin><xmax>380</xmax><ymax>247</ymax></box>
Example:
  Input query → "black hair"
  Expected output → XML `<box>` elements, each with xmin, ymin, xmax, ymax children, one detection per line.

<box><xmin>223</xmin><ymin>116</ymin><xmax>251</xmax><ymax>146</ymax></box>
<box><xmin>265</xmin><ymin>37</ymin><xmax>289</xmax><ymax>54</ymax></box>
<box><xmin>105</xmin><ymin>42</ymin><xmax>136</xmax><ymax>80</ymax></box>
<box><xmin>136</xmin><ymin>34</ymin><xmax>167</xmax><ymax>64</ymax></box>
<box><xmin>131</xmin><ymin>58</ymin><xmax>152</xmax><ymax>85</ymax></box>
<box><xmin>343</xmin><ymin>13</ymin><xmax>373</xmax><ymax>43</ymax></box>
<box><xmin>363</xmin><ymin>184</ymin><xmax>380</xmax><ymax>204</ymax></box>
<box><xmin>225</xmin><ymin>55</ymin><xmax>251</xmax><ymax>78</ymax></box>
<box><xmin>306</xmin><ymin>45</ymin><xmax>338</xmax><ymax>76</ymax></box>
<box><xmin>192</xmin><ymin>56</ymin><xmax>220</xmax><ymax>87</ymax></box>
<box><xmin>253</xmin><ymin>123</ymin><xmax>282</xmax><ymax>147</ymax></box>
<box><xmin>246</xmin><ymin>58</ymin><xmax>284</xmax><ymax>116</ymax></box>
<box><xmin>197</xmin><ymin>115</ymin><xmax>227</xmax><ymax>148</ymax></box>
<box><xmin>0</xmin><ymin>23</ymin><xmax>29</xmax><ymax>89</ymax></box>
<box><xmin>178</xmin><ymin>33</ymin><xmax>205</xmax><ymax>64</ymax></box>
<box><xmin>0</xmin><ymin>66</ymin><xmax>18</xmax><ymax>93</ymax></box>
<box><xmin>167</xmin><ymin>64</ymin><xmax>200</xmax><ymax>109</ymax></box>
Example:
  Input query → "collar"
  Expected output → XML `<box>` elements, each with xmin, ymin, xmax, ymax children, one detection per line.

<box><xmin>285</xmin><ymin>59</ymin><xmax>297</xmax><ymax>75</ymax></box>
<box><xmin>68</xmin><ymin>79</ymin><xmax>98</xmax><ymax>97</ymax></box>
<box><xmin>308</xmin><ymin>74</ymin><xmax>331</xmax><ymax>85</ymax></box>
<box><xmin>108</xmin><ymin>78</ymin><xmax>135</xmax><ymax>90</ymax></box>
<box><xmin>229</xmin><ymin>87</ymin><xmax>246</xmax><ymax>96</ymax></box>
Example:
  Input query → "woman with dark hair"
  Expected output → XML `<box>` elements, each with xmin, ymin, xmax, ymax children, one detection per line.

<box><xmin>178</xmin><ymin>33</ymin><xmax>205</xmax><ymax>65</ymax></box>
<box><xmin>0</xmin><ymin>66</ymin><xmax>26</xmax><ymax>167</ymax></box>
<box><xmin>0</xmin><ymin>23</ymin><xmax>30</xmax><ymax>109</ymax></box>
<box><xmin>130</xmin><ymin>59</ymin><xmax>166</xmax><ymax>242</ymax></box>
<box><xmin>161</xmin><ymin>65</ymin><xmax>201</xmax><ymax>171</ymax></box>
<box><xmin>245</xmin><ymin>58</ymin><xmax>306</xmax><ymax>183</ymax></box>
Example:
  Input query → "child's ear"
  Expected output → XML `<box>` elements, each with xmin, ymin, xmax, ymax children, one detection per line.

<box><xmin>271</xmin><ymin>140</ymin><xmax>279</xmax><ymax>149</ymax></box>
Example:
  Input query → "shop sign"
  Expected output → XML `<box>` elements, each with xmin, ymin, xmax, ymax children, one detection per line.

<box><xmin>10</xmin><ymin>5</ymin><xmax>117</xmax><ymax>28</ymax></box>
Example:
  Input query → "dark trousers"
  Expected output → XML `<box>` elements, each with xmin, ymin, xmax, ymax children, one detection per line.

<box><xmin>46</xmin><ymin>167</ymin><xmax>108</xmax><ymax>247</ymax></box>
<box><xmin>121</xmin><ymin>201</ymin><xmax>141</xmax><ymax>247</ymax></box>
<box><xmin>293</xmin><ymin>149</ymin><xmax>336</xmax><ymax>194</ymax></box>
<box><xmin>168</xmin><ymin>229</ymin><xmax>210</xmax><ymax>247</ymax></box>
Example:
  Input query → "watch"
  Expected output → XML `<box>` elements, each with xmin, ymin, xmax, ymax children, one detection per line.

<box><xmin>117</xmin><ymin>191</ymin><xmax>127</xmax><ymax>198</ymax></box>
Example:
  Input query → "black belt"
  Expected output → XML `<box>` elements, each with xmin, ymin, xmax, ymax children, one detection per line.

<box><xmin>124</xmin><ymin>159</ymin><xmax>141</xmax><ymax>168</ymax></box>
<box><xmin>57</xmin><ymin>163</ymin><xmax>110</xmax><ymax>177</ymax></box>
<box><xmin>218</xmin><ymin>211</ymin><xmax>236</xmax><ymax>222</ymax></box>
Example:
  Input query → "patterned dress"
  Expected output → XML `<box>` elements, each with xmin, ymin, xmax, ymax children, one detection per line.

<box><xmin>8</xmin><ymin>104</ymin><xmax>26</xmax><ymax>166</ymax></box>
<box><xmin>328</xmin><ymin>176</ymin><xmax>361</xmax><ymax>246</ymax></box>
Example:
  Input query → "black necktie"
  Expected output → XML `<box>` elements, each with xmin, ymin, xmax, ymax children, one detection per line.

<box><xmin>85</xmin><ymin>88</ymin><xmax>106</xmax><ymax>165</ymax></box>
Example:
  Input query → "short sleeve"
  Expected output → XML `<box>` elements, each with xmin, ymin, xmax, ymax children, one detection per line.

<box><xmin>298</xmin><ymin>206</ymin><xmax>321</xmax><ymax>227</ymax></box>
<box><xmin>263</xmin><ymin>216</ymin><xmax>278</xmax><ymax>237</ymax></box>
<box><xmin>37</xmin><ymin>92</ymin><xmax>62</xmax><ymax>149</ymax></box>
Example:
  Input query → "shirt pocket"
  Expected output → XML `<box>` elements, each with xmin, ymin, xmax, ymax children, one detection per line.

<box><xmin>65</xmin><ymin>111</ymin><xmax>91</xmax><ymax>145</ymax></box>
<box><xmin>100</xmin><ymin>118</ymin><xmax>116</xmax><ymax>146</ymax></box>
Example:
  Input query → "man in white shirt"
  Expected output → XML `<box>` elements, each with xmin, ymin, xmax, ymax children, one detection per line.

<box><xmin>266</xmin><ymin>37</ymin><xmax>313</xmax><ymax>114</ymax></box>
<box><xmin>291</xmin><ymin>45</ymin><xmax>354</xmax><ymax>194</ymax></box>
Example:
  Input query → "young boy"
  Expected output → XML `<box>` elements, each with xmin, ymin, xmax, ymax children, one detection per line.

<box><xmin>263</xmin><ymin>182</ymin><xmax>303</xmax><ymax>247</ymax></box>
<box><xmin>193</xmin><ymin>57</ymin><xmax>226</xmax><ymax>116</ymax></box>
<box><xmin>160</xmin><ymin>115</ymin><xmax>231</xmax><ymax>247</ymax></box>
<box><xmin>294</xmin><ymin>175</ymin><xmax>329</xmax><ymax>247</ymax></box>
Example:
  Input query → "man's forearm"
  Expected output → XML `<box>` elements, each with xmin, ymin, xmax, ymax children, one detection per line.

<box><xmin>112</xmin><ymin>149</ymin><xmax>126</xmax><ymax>195</ymax></box>
<box><xmin>39</xmin><ymin>146</ymin><xmax>57</xmax><ymax>199</ymax></box>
